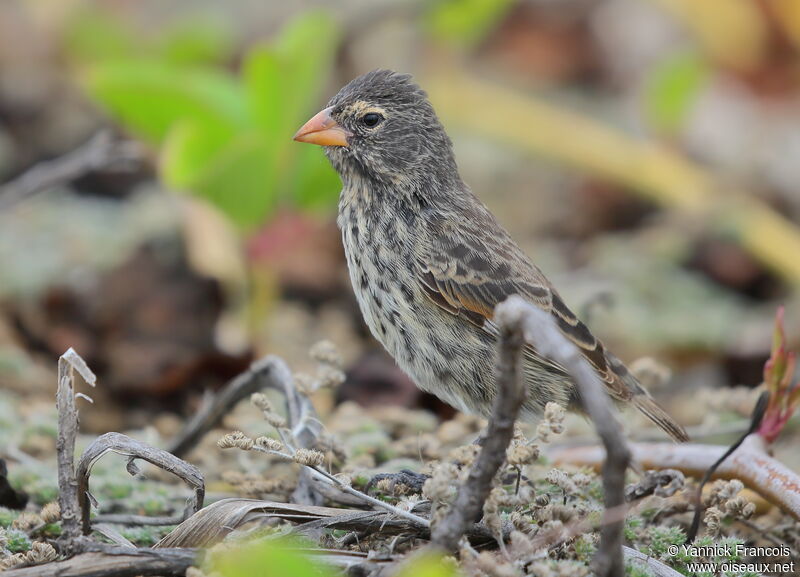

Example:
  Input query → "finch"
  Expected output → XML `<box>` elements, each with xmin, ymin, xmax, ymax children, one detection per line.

<box><xmin>294</xmin><ymin>70</ymin><xmax>688</xmax><ymax>442</ymax></box>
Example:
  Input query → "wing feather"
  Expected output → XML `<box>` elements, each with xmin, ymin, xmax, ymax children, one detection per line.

<box><xmin>414</xmin><ymin>204</ymin><xmax>687</xmax><ymax>441</ymax></box>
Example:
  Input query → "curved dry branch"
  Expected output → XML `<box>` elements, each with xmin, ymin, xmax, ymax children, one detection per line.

<box><xmin>167</xmin><ymin>355</ymin><xmax>320</xmax><ymax>459</ymax></box>
<box><xmin>0</xmin><ymin>131</ymin><xmax>143</xmax><ymax>211</ymax></box>
<box><xmin>76</xmin><ymin>432</ymin><xmax>204</xmax><ymax>535</ymax></box>
<box><xmin>506</xmin><ymin>297</ymin><xmax>631</xmax><ymax>576</ymax></box>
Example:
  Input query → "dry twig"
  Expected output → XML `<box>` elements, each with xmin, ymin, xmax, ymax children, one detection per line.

<box><xmin>430</xmin><ymin>296</ymin><xmax>631</xmax><ymax>574</ymax></box>
<box><xmin>167</xmin><ymin>356</ymin><xmax>313</xmax><ymax>458</ymax></box>
<box><xmin>429</xmin><ymin>297</ymin><xmax>529</xmax><ymax>551</ymax></box>
<box><xmin>169</xmin><ymin>355</ymin><xmax>327</xmax><ymax>506</ymax></box>
<box><xmin>1</xmin><ymin>543</ymin><xmax>386</xmax><ymax>577</ymax></box>
<box><xmin>55</xmin><ymin>348</ymin><xmax>97</xmax><ymax>550</ymax></box>
<box><xmin>687</xmin><ymin>391</ymin><xmax>768</xmax><ymax>541</ymax></box>
<box><xmin>76</xmin><ymin>432</ymin><xmax>204</xmax><ymax>534</ymax></box>
<box><xmin>222</xmin><ymin>437</ymin><xmax>431</xmax><ymax>530</ymax></box>
<box><xmin>504</xmin><ymin>297</ymin><xmax>631</xmax><ymax>576</ymax></box>
<box><xmin>0</xmin><ymin>131</ymin><xmax>143</xmax><ymax>211</ymax></box>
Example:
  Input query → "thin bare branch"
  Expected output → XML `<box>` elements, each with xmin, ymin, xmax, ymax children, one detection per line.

<box><xmin>56</xmin><ymin>348</ymin><xmax>96</xmax><ymax>550</ymax></box>
<box><xmin>91</xmin><ymin>524</ymin><xmax>137</xmax><ymax>549</ymax></box>
<box><xmin>429</xmin><ymin>296</ymin><xmax>529</xmax><ymax>551</ymax></box>
<box><xmin>246</xmin><ymin>445</ymin><xmax>430</xmax><ymax>530</ymax></box>
<box><xmin>169</xmin><ymin>355</ymin><xmax>326</xmax><ymax>507</ymax></box>
<box><xmin>307</xmin><ymin>466</ymin><xmax>430</xmax><ymax>529</ymax></box>
<box><xmin>501</xmin><ymin>296</ymin><xmax>631</xmax><ymax>576</ymax></box>
<box><xmin>430</xmin><ymin>294</ymin><xmax>632</xmax><ymax>570</ymax></box>
<box><xmin>0</xmin><ymin>131</ymin><xmax>143</xmax><ymax>211</ymax></box>
<box><xmin>91</xmin><ymin>514</ymin><xmax>186</xmax><ymax>526</ymax></box>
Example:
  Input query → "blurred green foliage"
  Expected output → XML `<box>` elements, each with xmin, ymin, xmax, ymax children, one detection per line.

<box><xmin>4</xmin><ymin>528</ymin><xmax>31</xmax><ymax>553</ymax></box>
<box><xmin>0</xmin><ymin>508</ymin><xmax>15</xmax><ymax>528</ymax></box>
<box><xmin>66</xmin><ymin>10</ymin><xmax>234</xmax><ymax>67</ymax></box>
<box><xmin>72</xmin><ymin>10</ymin><xmax>341</xmax><ymax>232</ymax></box>
<box><xmin>208</xmin><ymin>539</ymin><xmax>333</xmax><ymax>577</ymax></box>
<box><xmin>393</xmin><ymin>552</ymin><xmax>461</xmax><ymax>577</ymax></box>
<box><xmin>426</xmin><ymin>0</ymin><xmax>515</xmax><ymax>49</ymax></box>
<box><xmin>208</xmin><ymin>540</ymin><xmax>461</xmax><ymax>577</ymax></box>
<box><xmin>644</xmin><ymin>52</ymin><xmax>709</xmax><ymax>133</ymax></box>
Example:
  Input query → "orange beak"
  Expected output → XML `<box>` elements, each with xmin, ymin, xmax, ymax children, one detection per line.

<box><xmin>293</xmin><ymin>107</ymin><xmax>350</xmax><ymax>147</ymax></box>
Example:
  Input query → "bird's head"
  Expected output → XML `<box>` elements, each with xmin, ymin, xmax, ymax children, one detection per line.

<box><xmin>294</xmin><ymin>69</ymin><xmax>457</xmax><ymax>192</ymax></box>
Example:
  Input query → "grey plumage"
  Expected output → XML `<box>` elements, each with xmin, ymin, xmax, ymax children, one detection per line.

<box><xmin>297</xmin><ymin>69</ymin><xmax>688</xmax><ymax>442</ymax></box>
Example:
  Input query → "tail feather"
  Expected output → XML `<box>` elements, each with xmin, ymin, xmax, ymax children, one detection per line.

<box><xmin>602</xmin><ymin>351</ymin><xmax>689</xmax><ymax>442</ymax></box>
<box><xmin>632</xmin><ymin>395</ymin><xmax>689</xmax><ymax>442</ymax></box>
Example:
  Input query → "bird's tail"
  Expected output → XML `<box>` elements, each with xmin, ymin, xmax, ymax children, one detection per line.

<box><xmin>604</xmin><ymin>351</ymin><xmax>689</xmax><ymax>442</ymax></box>
<box><xmin>631</xmin><ymin>394</ymin><xmax>689</xmax><ymax>442</ymax></box>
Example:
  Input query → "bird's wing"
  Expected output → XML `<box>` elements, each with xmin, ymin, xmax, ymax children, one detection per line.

<box><xmin>416</xmin><ymin>204</ymin><xmax>614</xmax><ymax>384</ymax></box>
<box><xmin>415</xmin><ymin>205</ymin><xmax>688</xmax><ymax>442</ymax></box>
<box><xmin>416</xmin><ymin>245</ymin><xmax>620</xmax><ymax>389</ymax></box>
<box><xmin>417</xmin><ymin>230</ymin><xmax>689</xmax><ymax>442</ymax></box>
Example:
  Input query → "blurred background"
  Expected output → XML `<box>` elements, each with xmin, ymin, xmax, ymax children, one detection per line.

<box><xmin>1</xmin><ymin>0</ymin><xmax>799</xmax><ymax>480</ymax></box>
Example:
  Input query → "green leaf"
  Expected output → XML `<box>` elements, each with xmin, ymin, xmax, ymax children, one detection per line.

<box><xmin>243</xmin><ymin>47</ymin><xmax>283</xmax><ymax>144</ymax></box>
<box><xmin>644</xmin><ymin>52</ymin><xmax>709</xmax><ymax>132</ymax></box>
<box><xmin>157</xmin><ymin>17</ymin><xmax>234</xmax><ymax>66</ymax></box>
<box><xmin>243</xmin><ymin>11</ymin><xmax>341</xmax><ymax>212</ymax></box>
<box><xmin>84</xmin><ymin>60</ymin><xmax>246</xmax><ymax>144</ymax></box>
<box><xmin>393</xmin><ymin>552</ymin><xmax>461</xmax><ymax>577</ymax></box>
<box><xmin>273</xmin><ymin>11</ymin><xmax>339</xmax><ymax>124</ymax></box>
<box><xmin>65</xmin><ymin>8</ymin><xmax>141</xmax><ymax>64</ymax></box>
<box><xmin>426</xmin><ymin>0</ymin><xmax>515</xmax><ymax>49</ymax></box>
<box><xmin>245</xmin><ymin>11</ymin><xmax>339</xmax><ymax>142</ymax></box>
<box><xmin>161</xmin><ymin>118</ymin><xmax>236</xmax><ymax>189</ymax></box>
<box><xmin>78</xmin><ymin>10</ymin><xmax>343</xmax><ymax>231</ymax></box>
<box><xmin>170</xmin><ymin>132</ymin><xmax>277</xmax><ymax>231</ymax></box>
<box><xmin>208</xmin><ymin>540</ymin><xmax>336</xmax><ymax>577</ymax></box>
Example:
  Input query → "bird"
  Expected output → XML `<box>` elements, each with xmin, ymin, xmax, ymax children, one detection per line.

<box><xmin>293</xmin><ymin>69</ymin><xmax>688</xmax><ymax>442</ymax></box>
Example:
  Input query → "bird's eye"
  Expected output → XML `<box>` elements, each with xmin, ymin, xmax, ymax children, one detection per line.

<box><xmin>361</xmin><ymin>113</ymin><xmax>383</xmax><ymax>128</ymax></box>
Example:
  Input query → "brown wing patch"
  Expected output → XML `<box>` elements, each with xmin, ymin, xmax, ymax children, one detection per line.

<box><xmin>417</xmin><ymin>252</ymin><xmax>556</xmax><ymax>324</ymax></box>
<box><xmin>549</xmin><ymin>293</ymin><xmax>612</xmax><ymax>381</ymax></box>
<box><xmin>419</xmin><ymin>270</ymin><xmax>459</xmax><ymax>315</ymax></box>
<box><xmin>418</xmin><ymin>263</ymin><xmax>572</xmax><ymax>382</ymax></box>
<box><xmin>418</xmin><ymin>262</ymin><xmax>497</xmax><ymax>329</ymax></box>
